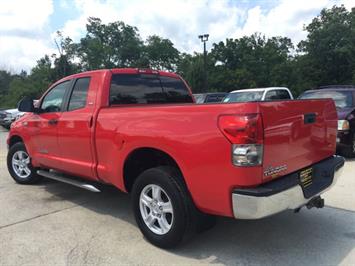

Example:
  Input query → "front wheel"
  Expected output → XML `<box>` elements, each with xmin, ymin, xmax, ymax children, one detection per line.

<box><xmin>7</xmin><ymin>142</ymin><xmax>42</xmax><ymax>184</ymax></box>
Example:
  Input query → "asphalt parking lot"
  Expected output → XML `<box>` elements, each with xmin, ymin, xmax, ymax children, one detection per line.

<box><xmin>0</xmin><ymin>126</ymin><xmax>354</xmax><ymax>265</ymax></box>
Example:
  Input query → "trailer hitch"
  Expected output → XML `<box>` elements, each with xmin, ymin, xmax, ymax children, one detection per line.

<box><xmin>294</xmin><ymin>196</ymin><xmax>324</xmax><ymax>213</ymax></box>
<box><xmin>306</xmin><ymin>196</ymin><xmax>324</xmax><ymax>209</ymax></box>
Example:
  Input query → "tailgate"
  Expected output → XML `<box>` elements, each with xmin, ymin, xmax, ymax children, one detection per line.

<box><xmin>259</xmin><ymin>99</ymin><xmax>337</xmax><ymax>181</ymax></box>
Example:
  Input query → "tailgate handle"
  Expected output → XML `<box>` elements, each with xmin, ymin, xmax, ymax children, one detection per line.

<box><xmin>304</xmin><ymin>113</ymin><xmax>316</xmax><ymax>124</ymax></box>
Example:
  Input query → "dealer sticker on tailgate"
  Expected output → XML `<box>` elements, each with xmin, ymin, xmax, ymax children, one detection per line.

<box><xmin>299</xmin><ymin>167</ymin><xmax>313</xmax><ymax>188</ymax></box>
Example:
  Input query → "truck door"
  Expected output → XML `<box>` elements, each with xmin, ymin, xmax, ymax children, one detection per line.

<box><xmin>30</xmin><ymin>80</ymin><xmax>72</xmax><ymax>169</ymax></box>
<box><xmin>56</xmin><ymin>77</ymin><xmax>97</xmax><ymax>180</ymax></box>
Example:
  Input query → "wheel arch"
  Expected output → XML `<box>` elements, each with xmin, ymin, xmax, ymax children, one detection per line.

<box><xmin>8</xmin><ymin>135</ymin><xmax>24</xmax><ymax>148</ymax></box>
<box><xmin>123</xmin><ymin>147</ymin><xmax>188</xmax><ymax>193</ymax></box>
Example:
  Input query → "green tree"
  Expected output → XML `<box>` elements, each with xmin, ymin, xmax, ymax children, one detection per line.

<box><xmin>2</xmin><ymin>56</ymin><xmax>54</xmax><ymax>108</ymax></box>
<box><xmin>209</xmin><ymin>34</ymin><xmax>294</xmax><ymax>91</ymax></box>
<box><xmin>52</xmin><ymin>31</ymin><xmax>80</xmax><ymax>80</ymax></box>
<box><xmin>298</xmin><ymin>5</ymin><xmax>355</xmax><ymax>86</ymax></box>
<box><xmin>177</xmin><ymin>53</ymin><xmax>207</xmax><ymax>93</ymax></box>
<box><xmin>2</xmin><ymin>5</ymin><xmax>355</xmax><ymax>107</ymax></box>
<box><xmin>76</xmin><ymin>17</ymin><xmax>144</xmax><ymax>70</ymax></box>
<box><xmin>144</xmin><ymin>35</ymin><xmax>180</xmax><ymax>71</ymax></box>
<box><xmin>0</xmin><ymin>70</ymin><xmax>12</xmax><ymax>97</ymax></box>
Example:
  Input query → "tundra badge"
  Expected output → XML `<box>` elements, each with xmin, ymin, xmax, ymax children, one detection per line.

<box><xmin>264</xmin><ymin>164</ymin><xmax>287</xmax><ymax>178</ymax></box>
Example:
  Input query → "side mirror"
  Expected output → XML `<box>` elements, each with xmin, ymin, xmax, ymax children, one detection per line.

<box><xmin>18</xmin><ymin>97</ymin><xmax>35</xmax><ymax>112</ymax></box>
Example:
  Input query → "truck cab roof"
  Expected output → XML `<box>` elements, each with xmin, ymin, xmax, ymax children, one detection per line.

<box><xmin>61</xmin><ymin>68</ymin><xmax>180</xmax><ymax>81</ymax></box>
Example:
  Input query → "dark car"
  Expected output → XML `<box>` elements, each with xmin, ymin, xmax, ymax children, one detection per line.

<box><xmin>298</xmin><ymin>85</ymin><xmax>355</xmax><ymax>157</ymax></box>
<box><xmin>0</xmin><ymin>109</ymin><xmax>8</xmax><ymax>128</ymax></box>
<box><xmin>193</xmin><ymin>92</ymin><xmax>227</xmax><ymax>104</ymax></box>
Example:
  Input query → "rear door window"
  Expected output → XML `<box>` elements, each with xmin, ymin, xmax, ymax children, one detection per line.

<box><xmin>205</xmin><ymin>94</ymin><xmax>226</xmax><ymax>103</ymax></box>
<box><xmin>110</xmin><ymin>74</ymin><xmax>193</xmax><ymax>104</ymax></box>
<box><xmin>264</xmin><ymin>90</ymin><xmax>290</xmax><ymax>101</ymax></box>
<box><xmin>276</xmin><ymin>90</ymin><xmax>291</xmax><ymax>100</ymax></box>
<box><xmin>264</xmin><ymin>90</ymin><xmax>279</xmax><ymax>101</ymax></box>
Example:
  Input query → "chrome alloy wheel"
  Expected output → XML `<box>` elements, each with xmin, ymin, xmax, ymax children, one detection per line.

<box><xmin>12</xmin><ymin>150</ymin><xmax>31</xmax><ymax>179</ymax></box>
<box><xmin>139</xmin><ymin>184</ymin><xmax>174</xmax><ymax>235</ymax></box>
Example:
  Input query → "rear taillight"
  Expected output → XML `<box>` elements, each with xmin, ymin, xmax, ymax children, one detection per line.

<box><xmin>231</xmin><ymin>144</ymin><xmax>263</xmax><ymax>166</ymax></box>
<box><xmin>218</xmin><ymin>114</ymin><xmax>263</xmax><ymax>144</ymax></box>
<box><xmin>218</xmin><ymin>114</ymin><xmax>264</xmax><ymax>166</ymax></box>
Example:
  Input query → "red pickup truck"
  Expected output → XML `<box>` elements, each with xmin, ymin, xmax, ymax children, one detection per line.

<box><xmin>7</xmin><ymin>68</ymin><xmax>344</xmax><ymax>248</ymax></box>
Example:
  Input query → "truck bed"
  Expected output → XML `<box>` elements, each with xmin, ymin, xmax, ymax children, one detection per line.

<box><xmin>94</xmin><ymin>99</ymin><xmax>337</xmax><ymax>216</ymax></box>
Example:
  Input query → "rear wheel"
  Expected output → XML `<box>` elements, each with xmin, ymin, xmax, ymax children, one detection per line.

<box><xmin>7</xmin><ymin>142</ymin><xmax>42</xmax><ymax>184</ymax></box>
<box><xmin>132</xmin><ymin>166</ymin><xmax>215</xmax><ymax>248</ymax></box>
<box><xmin>139</xmin><ymin>184</ymin><xmax>174</xmax><ymax>235</ymax></box>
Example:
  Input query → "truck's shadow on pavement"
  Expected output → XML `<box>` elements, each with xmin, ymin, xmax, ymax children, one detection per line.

<box><xmin>43</xmin><ymin>179</ymin><xmax>355</xmax><ymax>265</ymax></box>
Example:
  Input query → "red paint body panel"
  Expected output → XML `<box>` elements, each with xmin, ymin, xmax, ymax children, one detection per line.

<box><xmin>95</xmin><ymin>103</ymin><xmax>263</xmax><ymax>216</ymax></box>
<box><xmin>8</xmin><ymin>68</ymin><xmax>337</xmax><ymax>218</ymax></box>
<box><xmin>260</xmin><ymin>100</ymin><xmax>337</xmax><ymax>181</ymax></box>
<box><xmin>25</xmin><ymin>112</ymin><xmax>62</xmax><ymax>169</ymax></box>
<box><xmin>55</xmin><ymin>71</ymin><xmax>107</xmax><ymax>179</ymax></box>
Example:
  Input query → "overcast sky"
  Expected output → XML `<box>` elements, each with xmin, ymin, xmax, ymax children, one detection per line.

<box><xmin>0</xmin><ymin>0</ymin><xmax>353</xmax><ymax>73</ymax></box>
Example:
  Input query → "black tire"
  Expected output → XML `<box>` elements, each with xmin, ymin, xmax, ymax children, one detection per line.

<box><xmin>341</xmin><ymin>133</ymin><xmax>355</xmax><ymax>158</ymax></box>
<box><xmin>7</xmin><ymin>142</ymin><xmax>42</xmax><ymax>184</ymax></box>
<box><xmin>132</xmin><ymin>166</ymin><xmax>215</xmax><ymax>249</ymax></box>
<box><xmin>342</xmin><ymin>147</ymin><xmax>355</xmax><ymax>158</ymax></box>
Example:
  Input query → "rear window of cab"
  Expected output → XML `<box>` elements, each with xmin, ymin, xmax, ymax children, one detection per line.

<box><xmin>109</xmin><ymin>74</ymin><xmax>193</xmax><ymax>105</ymax></box>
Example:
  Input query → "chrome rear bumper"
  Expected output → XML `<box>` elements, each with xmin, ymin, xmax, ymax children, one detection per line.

<box><xmin>232</xmin><ymin>155</ymin><xmax>345</xmax><ymax>219</ymax></box>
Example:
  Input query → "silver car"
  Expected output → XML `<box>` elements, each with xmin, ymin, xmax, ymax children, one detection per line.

<box><xmin>0</xmin><ymin>109</ymin><xmax>25</xmax><ymax>129</ymax></box>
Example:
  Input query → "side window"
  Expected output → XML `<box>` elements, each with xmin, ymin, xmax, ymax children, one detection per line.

<box><xmin>264</xmin><ymin>90</ymin><xmax>278</xmax><ymax>101</ymax></box>
<box><xmin>277</xmin><ymin>90</ymin><xmax>291</xmax><ymax>100</ymax></box>
<box><xmin>205</xmin><ymin>94</ymin><xmax>226</xmax><ymax>103</ymax></box>
<box><xmin>68</xmin><ymin>77</ymin><xmax>91</xmax><ymax>111</ymax></box>
<box><xmin>41</xmin><ymin>81</ymin><xmax>70</xmax><ymax>113</ymax></box>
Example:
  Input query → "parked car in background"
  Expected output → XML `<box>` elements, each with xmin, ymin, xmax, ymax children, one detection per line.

<box><xmin>298</xmin><ymin>85</ymin><xmax>355</xmax><ymax>157</ymax></box>
<box><xmin>223</xmin><ymin>87</ymin><xmax>293</xmax><ymax>103</ymax></box>
<box><xmin>193</xmin><ymin>92</ymin><xmax>227</xmax><ymax>103</ymax></box>
<box><xmin>0</xmin><ymin>109</ymin><xmax>25</xmax><ymax>129</ymax></box>
<box><xmin>0</xmin><ymin>109</ymin><xmax>6</xmax><ymax>126</ymax></box>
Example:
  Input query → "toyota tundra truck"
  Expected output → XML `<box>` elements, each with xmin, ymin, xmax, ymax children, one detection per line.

<box><xmin>7</xmin><ymin>68</ymin><xmax>344</xmax><ymax>248</ymax></box>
